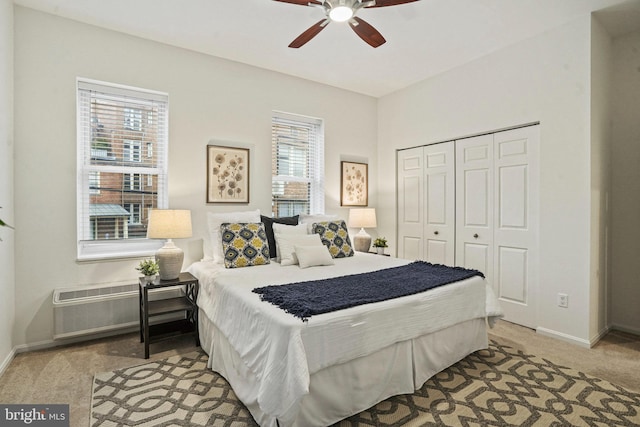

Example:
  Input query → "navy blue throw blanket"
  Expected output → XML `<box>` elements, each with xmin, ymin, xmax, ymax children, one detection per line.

<box><xmin>252</xmin><ymin>261</ymin><xmax>484</xmax><ymax>321</ymax></box>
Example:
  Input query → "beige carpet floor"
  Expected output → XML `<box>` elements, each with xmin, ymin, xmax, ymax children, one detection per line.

<box><xmin>1</xmin><ymin>320</ymin><xmax>639</xmax><ymax>427</ymax></box>
<box><xmin>90</xmin><ymin>340</ymin><xmax>640</xmax><ymax>426</ymax></box>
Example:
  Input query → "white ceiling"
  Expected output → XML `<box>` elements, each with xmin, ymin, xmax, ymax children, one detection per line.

<box><xmin>13</xmin><ymin>0</ymin><xmax>640</xmax><ymax>97</ymax></box>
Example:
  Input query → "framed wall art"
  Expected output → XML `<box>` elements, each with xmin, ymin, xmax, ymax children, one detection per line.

<box><xmin>207</xmin><ymin>145</ymin><xmax>250</xmax><ymax>203</ymax></box>
<box><xmin>340</xmin><ymin>161</ymin><xmax>368</xmax><ymax>206</ymax></box>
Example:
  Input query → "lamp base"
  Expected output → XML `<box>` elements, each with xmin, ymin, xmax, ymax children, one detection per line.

<box><xmin>353</xmin><ymin>228</ymin><xmax>372</xmax><ymax>253</ymax></box>
<box><xmin>155</xmin><ymin>239</ymin><xmax>184</xmax><ymax>280</ymax></box>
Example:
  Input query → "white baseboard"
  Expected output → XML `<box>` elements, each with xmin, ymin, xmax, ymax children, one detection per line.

<box><xmin>538</xmin><ymin>324</ymin><xmax>638</xmax><ymax>349</ymax></box>
<box><xmin>4</xmin><ymin>314</ymin><xmax>184</xmax><ymax>371</ymax></box>
<box><xmin>589</xmin><ymin>326</ymin><xmax>610</xmax><ymax>347</ymax></box>
<box><xmin>0</xmin><ymin>347</ymin><xmax>17</xmax><ymax>378</ymax></box>
<box><xmin>18</xmin><ymin>326</ymin><xmax>140</xmax><ymax>353</ymax></box>
<box><xmin>13</xmin><ymin>338</ymin><xmax>57</xmax><ymax>353</ymax></box>
<box><xmin>1</xmin><ymin>322</ymin><xmax>177</xmax><ymax>376</ymax></box>
<box><xmin>536</xmin><ymin>327</ymin><xmax>591</xmax><ymax>348</ymax></box>
<box><xmin>1</xmin><ymin>339</ymin><xmax>77</xmax><ymax>378</ymax></box>
<box><xmin>609</xmin><ymin>323</ymin><xmax>640</xmax><ymax>336</ymax></box>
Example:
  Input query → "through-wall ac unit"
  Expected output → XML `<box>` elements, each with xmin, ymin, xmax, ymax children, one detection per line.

<box><xmin>52</xmin><ymin>282</ymin><xmax>182</xmax><ymax>340</ymax></box>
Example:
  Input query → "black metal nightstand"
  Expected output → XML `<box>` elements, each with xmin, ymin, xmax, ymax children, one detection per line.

<box><xmin>138</xmin><ymin>271</ymin><xmax>199</xmax><ymax>359</ymax></box>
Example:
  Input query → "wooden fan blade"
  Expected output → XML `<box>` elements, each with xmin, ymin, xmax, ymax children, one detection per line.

<box><xmin>349</xmin><ymin>17</ymin><xmax>386</xmax><ymax>48</ymax></box>
<box><xmin>289</xmin><ymin>19</ymin><xmax>330</xmax><ymax>48</ymax></box>
<box><xmin>366</xmin><ymin>0</ymin><xmax>419</xmax><ymax>7</ymax></box>
<box><xmin>273</xmin><ymin>0</ymin><xmax>322</xmax><ymax>6</ymax></box>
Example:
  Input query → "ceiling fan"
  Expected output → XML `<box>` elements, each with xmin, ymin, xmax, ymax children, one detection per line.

<box><xmin>274</xmin><ymin>0</ymin><xmax>420</xmax><ymax>48</ymax></box>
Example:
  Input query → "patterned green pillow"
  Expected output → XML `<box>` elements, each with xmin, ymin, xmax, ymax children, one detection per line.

<box><xmin>312</xmin><ymin>220</ymin><xmax>355</xmax><ymax>258</ymax></box>
<box><xmin>220</xmin><ymin>222</ymin><xmax>271</xmax><ymax>268</ymax></box>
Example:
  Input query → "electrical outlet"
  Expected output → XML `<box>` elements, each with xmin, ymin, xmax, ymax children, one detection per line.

<box><xmin>557</xmin><ymin>293</ymin><xmax>568</xmax><ymax>308</ymax></box>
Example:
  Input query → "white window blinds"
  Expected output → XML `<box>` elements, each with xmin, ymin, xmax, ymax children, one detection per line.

<box><xmin>271</xmin><ymin>112</ymin><xmax>324</xmax><ymax>217</ymax></box>
<box><xmin>77</xmin><ymin>79</ymin><xmax>168</xmax><ymax>260</ymax></box>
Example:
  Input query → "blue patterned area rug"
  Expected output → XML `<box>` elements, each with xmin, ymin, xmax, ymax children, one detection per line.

<box><xmin>91</xmin><ymin>342</ymin><xmax>640</xmax><ymax>426</ymax></box>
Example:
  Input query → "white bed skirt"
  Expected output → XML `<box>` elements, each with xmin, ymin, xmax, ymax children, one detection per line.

<box><xmin>199</xmin><ymin>307</ymin><xmax>488</xmax><ymax>427</ymax></box>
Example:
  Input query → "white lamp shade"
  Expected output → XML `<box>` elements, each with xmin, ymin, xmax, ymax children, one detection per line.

<box><xmin>147</xmin><ymin>209</ymin><xmax>192</xmax><ymax>239</ymax></box>
<box><xmin>348</xmin><ymin>208</ymin><xmax>377</xmax><ymax>229</ymax></box>
<box><xmin>146</xmin><ymin>209</ymin><xmax>192</xmax><ymax>281</ymax></box>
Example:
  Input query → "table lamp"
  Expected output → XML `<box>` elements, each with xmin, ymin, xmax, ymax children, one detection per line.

<box><xmin>348</xmin><ymin>208</ymin><xmax>377</xmax><ymax>253</ymax></box>
<box><xmin>147</xmin><ymin>209</ymin><xmax>192</xmax><ymax>280</ymax></box>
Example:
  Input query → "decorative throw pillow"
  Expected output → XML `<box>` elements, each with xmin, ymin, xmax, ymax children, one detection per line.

<box><xmin>295</xmin><ymin>244</ymin><xmax>334</xmax><ymax>269</ymax></box>
<box><xmin>260</xmin><ymin>215</ymin><xmax>299</xmax><ymax>259</ymax></box>
<box><xmin>299</xmin><ymin>213</ymin><xmax>339</xmax><ymax>233</ymax></box>
<box><xmin>207</xmin><ymin>209</ymin><xmax>261</xmax><ymax>263</ymax></box>
<box><xmin>272</xmin><ymin>223</ymin><xmax>308</xmax><ymax>262</ymax></box>
<box><xmin>220</xmin><ymin>222</ymin><xmax>270</xmax><ymax>268</ymax></box>
<box><xmin>312</xmin><ymin>220</ymin><xmax>355</xmax><ymax>258</ymax></box>
<box><xmin>275</xmin><ymin>233</ymin><xmax>322</xmax><ymax>266</ymax></box>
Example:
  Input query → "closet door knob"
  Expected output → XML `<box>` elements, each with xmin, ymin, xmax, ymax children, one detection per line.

<box><xmin>473</xmin><ymin>233</ymin><xmax>479</xmax><ymax>239</ymax></box>
<box><xmin>434</xmin><ymin>231</ymin><xmax>439</xmax><ymax>235</ymax></box>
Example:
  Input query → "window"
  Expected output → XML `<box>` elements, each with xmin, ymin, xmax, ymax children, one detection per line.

<box><xmin>271</xmin><ymin>112</ymin><xmax>324</xmax><ymax>217</ymax></box>
<box><xmin>124</xmin><ymin>107</ymin><xmax>143</xmax><ymax>131</ymax></box>
<box><xmin>124</xmin><ymin>173</ymin><xmax>142</xmax><ymax>191</ymax></box>
<box><xmin>77</xmin><ymin>79</ymin><xmax>169</xmax><ymax>260</ymax></box>
<box><xmin>124</xmin><ymin>203</ymin><xmax>142</xmax><ymax>225</ymax></box>
<box><xmin>89</xmin><ymin>171</ymin><xmax>100</xmax><ymax>195</ymax></box>
<box><xmin>123</xmin><ymin>140</ymin><xmax>142</xmax><ymax>162</ymax></box>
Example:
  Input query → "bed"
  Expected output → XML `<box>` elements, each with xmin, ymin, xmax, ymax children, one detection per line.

<box><xmin>188</xmin><ymin>250</ymin><xmax>502</xmax><ymax>426</ymax></box>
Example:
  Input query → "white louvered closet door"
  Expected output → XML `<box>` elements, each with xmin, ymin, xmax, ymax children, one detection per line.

<box><xmin>397</xmin><ymin>147</ymin><xmax>424</xmax><ymax>261</ymax></box>
<box><xmin>423</xmin><ymin>142</ymin><xmax>455</xmax><ymax>266</ymax></box>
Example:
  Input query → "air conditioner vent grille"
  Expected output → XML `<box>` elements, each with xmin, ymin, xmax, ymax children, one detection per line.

<box><xmin>53</xmin><ymin>282</ymin><xmax>181</xmax><ymax>340</ymax></box>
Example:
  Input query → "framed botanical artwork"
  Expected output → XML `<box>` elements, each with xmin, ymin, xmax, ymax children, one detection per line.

<box><xmin>341</xmin><ymin>161</ymin><xmax>368</xmax><ymax>206</ymax></box>
<box><xmin>207</xmin><ymin>145</ymin><xmax>250</xmax><ymax>203</ymax></box>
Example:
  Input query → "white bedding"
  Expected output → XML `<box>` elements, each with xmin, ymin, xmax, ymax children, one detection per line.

<box><xmin>188</xmin><ymin>252</ymin><xmax>503</xmax><ymax>424</ymax></box>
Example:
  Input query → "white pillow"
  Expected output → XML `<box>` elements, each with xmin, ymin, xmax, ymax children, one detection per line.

<box><xmin>272</xmin><ymin>222</ymin><xmax>308</xmax><ymax>234</ymax></box>
<box><xmin>272</xmin><ymin>223</ymin><xmax>308</xmax><ymax>261</ymax></box>
<box><xmin>275</xmin><ymin>233</ymin><xmax>322</xmax><ymax>266</ymax></box>
<box><xmin>295</xmin><ymin>244</ymin><xmax>334</xmax><ymax>269</ymax></box>
<box><xmin>207</xmin><ymin>209</ymin><xmax>260</xmax><ymax>263</ymax></box>
<box><xmin>299</xmin><ymin>213</ymin><xmax>339</xmax><ymax>233</ymax></box>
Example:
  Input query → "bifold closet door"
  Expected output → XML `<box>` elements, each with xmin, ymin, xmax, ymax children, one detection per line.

<box><xmin>397</xmin><ymin>144</ymin><xmax>455</xmax><ymax>264</ymax></box>
<box><xmin>455</xmin><ymin>134</ymin><xmax>495</xmax><ymax>281</ymax></box>
<box><xmin>492</xmin><ymin>126</ymin><xmax>538</xmax><ymax>328</ymax></box>
<box><xmin>455</xmin><ymin>126</ymin><xmax>539</xmax><ymax>328</ymax></box>
<box><xmin>397</xmin><ymin>147</ymin><xmax>424</xmax><ymax>260</ymax></box>
<box><xmin>423</xmin><ymin>142</ymin><xmax>455</xmax><ymax>265</ymax></box>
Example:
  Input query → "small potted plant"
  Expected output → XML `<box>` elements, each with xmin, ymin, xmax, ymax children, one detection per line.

<box><xmin>373</xmin><ymin>237</ymin><xmax>388</xmax><ymax>255</ymax></box>
<box><xmin>136</xmin><ymin>259</ymin><xmax>159</xmax><ymax>283</ymax></box>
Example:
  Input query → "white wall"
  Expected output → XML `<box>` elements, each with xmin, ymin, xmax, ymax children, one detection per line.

<box><xmin>13</xmin><ymin>6</ymin><xmax>378</xmax><ymax>347</ymax></box>
<box><xmin>0</xmin><ymin>0</ymin><xmax>15</xmax><ymax>372</ymax></box>
<box><xmin>610</xmin><ymin>30</ymin><xmax>640</xmax><ymax>335</ymax></box>
<box><xmin>589</xmin><ymin>16</ymin><xmax>612</xmax><ymax>342</ymax></box>
<box><xmin>379</xmin><ymin>16</ymin><xmax>596</xmax><ymax>344</ymax></box>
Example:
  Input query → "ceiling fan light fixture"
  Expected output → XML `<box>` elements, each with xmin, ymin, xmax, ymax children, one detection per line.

<box><xmin>329</xmin><ymin>6</ymin><xmax>354</xmax><ymax>22</ymax></box>
<box><xmin>278</xmin><ymin>0</ymin><xmax>420</xmax><ymax>48</ymax></box>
